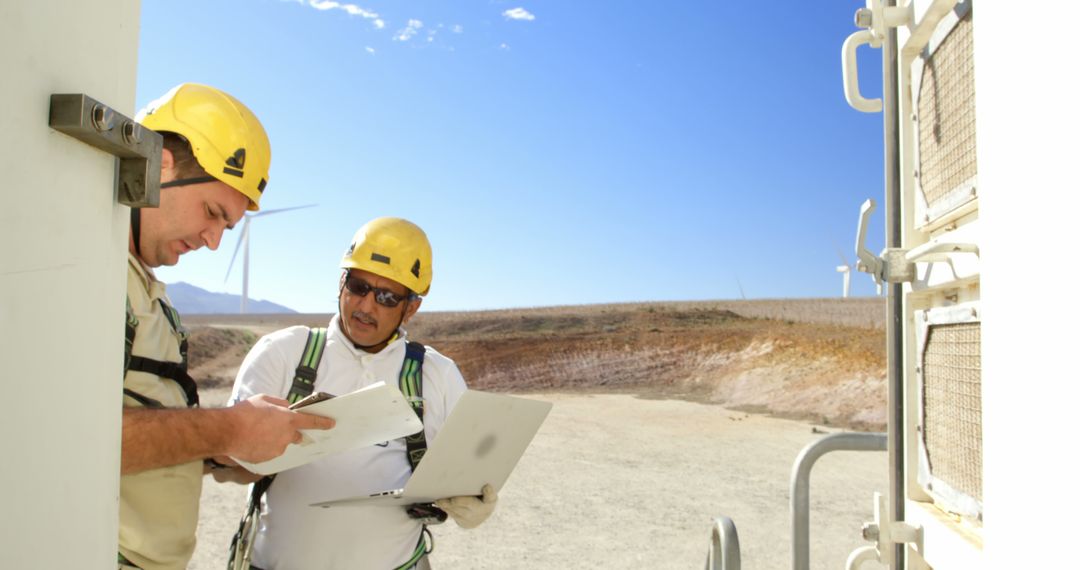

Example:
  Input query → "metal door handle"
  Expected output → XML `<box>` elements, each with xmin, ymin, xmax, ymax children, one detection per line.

<box><xmin>841</xmin><ymin>1</ymin><xmax>913</xmax><ymax>113</ymax></box>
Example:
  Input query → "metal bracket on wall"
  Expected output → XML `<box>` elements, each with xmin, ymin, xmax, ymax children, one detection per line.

<box><xmin>48</xmin><ymin>93</ymin><xmax>162</xmax><ymax>207</ymax></box>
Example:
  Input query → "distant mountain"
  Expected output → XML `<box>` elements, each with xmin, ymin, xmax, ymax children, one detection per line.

<box><xmin>165</xmin><ymin>281</ymin><xmax>297</xmax><ymax>314</ymax></box>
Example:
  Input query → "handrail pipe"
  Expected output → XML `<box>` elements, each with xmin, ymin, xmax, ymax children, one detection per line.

<box><xmin>790</xmin><ymin>432</ymin><xmax>887</xmax><ymax>570</ymax></box>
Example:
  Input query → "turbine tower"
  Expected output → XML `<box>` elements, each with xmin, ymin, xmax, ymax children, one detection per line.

<box><xmin>225</xmin><ymin>204</ymin><xmax>315</xmax><ymax>313</ymax></box>
<box><xmin>835</xmin><ymin>247</ymin><xmax>852</xmax><ymax>298</ymax></box>
<box><xmin>836</xmin><ymin>264</ymin><xmax>851</xmax><ymax>298</ymax></box>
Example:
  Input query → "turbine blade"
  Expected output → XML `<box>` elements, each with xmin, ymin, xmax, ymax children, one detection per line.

<box><xmin>249</xmin><ymin>204</ymin><xmax>317</xmax><ymax>218</ymax></box>
<box><xmin>225</xmin><ymin>218</ymin><xmax>250</xmax><ymax>283</ymax></box>
<box><xmin>832</xmin><ymin>241</ymin><xmax>851</xmax><ymax>266</ymax></box>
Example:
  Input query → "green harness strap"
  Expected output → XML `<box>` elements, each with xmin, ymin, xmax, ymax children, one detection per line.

<box><xmin>123</xmin><ymin>296</ymin><xmax>199</xmax><ymax>408</ymax></box>
<box><xmin>397</xmin><ymin>528</ymin><xmax>433</xmax><ymax>570</ymax></box>
<box><xmin>124</xmin><ymin>297</ymin><xmax>138</xmax><ymax>371</ymax></box>
<box><xmin>399</xmin><ymin>340</ymin><xmax>428</xmax><ymax>470</ymax></box>
<box><xmin>286</xmin><ymin>327</ymin><xmax>328</xmax><ymax>405</ymax></box>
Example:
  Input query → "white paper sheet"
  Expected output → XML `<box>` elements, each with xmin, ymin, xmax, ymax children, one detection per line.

<box><xmin>233</xmin><ymin>381</ymin><xmax>423</xmax><ymax>475</ymax></box>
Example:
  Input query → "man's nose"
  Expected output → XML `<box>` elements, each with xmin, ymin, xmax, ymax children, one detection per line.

<box><xmin>202</xmin><ymin>224</ymin><xmax>226</xmax><ymax>251</ymax></box>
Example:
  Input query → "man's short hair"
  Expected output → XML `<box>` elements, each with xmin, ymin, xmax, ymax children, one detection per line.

<box><xmin>162</xmin><ymin>132</ymin><xmax>208</xmax><ymax>179</ymax></box>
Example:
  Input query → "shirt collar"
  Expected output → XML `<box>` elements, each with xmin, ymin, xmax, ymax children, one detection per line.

<box><xmin>127</xmin><ymin>252</ymin><xmax>167</xmax><ymax>301</ymax></box>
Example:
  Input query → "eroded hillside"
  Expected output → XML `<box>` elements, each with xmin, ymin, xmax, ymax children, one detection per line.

<box><xmin>186</xmin><ymin>298</ymin><xmax>886</xmax><ymax>430</ymax></box>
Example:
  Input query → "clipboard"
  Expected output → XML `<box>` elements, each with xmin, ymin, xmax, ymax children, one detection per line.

<box><xmin>233</xmin><ymin>381</ymin><xmax>423</xmax><ymax>475</ymax></box>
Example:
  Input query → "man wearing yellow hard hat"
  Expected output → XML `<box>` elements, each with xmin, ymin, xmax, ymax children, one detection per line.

<box><xmin>120</xmin><ymin>83</ymin><xmax>334</xmax><ymax>570</ymax></box>
<box><xmin>215</xmin><ymin>217</ymin><xmax>497</xmax><ymax>570</ymax></box>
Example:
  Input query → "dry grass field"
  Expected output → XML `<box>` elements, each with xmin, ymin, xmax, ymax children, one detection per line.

<box><xmin>184</xmin><ymin>298</ymin><xmax>888</xmax><ymax>569</ymax></box>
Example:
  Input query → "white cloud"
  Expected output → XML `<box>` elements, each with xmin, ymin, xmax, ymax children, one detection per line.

<box><xmin>394</xmin><ymin>19</ymin><xmax>424</xmax><ymax>42</ymax></box>
<box><xmin>499</xmin><ymin>42</ymin><xmax>511</xmax><ymax>50</ymax></box>
<box><xmin>452</xmin><ymin>24</ymin><xmax>464</xmax><ymax>34</ymax></box>
<box><xmin>301</xmin><ymin>1</ymin><xmax>382</xmax><ymax>28</ymax></box>
<box><xmin>365</xmin><ymin>46</ymin><xmax>376</xmax><ymax>54</ymax></box>
<box><xmin>342</xmin><ymin>4</ymin><xmax>377</xmax><ymax>18</ymax></box>
<box><xmin>503</xmin><ymin>7</ymin><xmax>535</xmax><ymax>21</ymax></box>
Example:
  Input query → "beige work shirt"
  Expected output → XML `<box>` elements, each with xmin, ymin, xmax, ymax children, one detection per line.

<box><xmin>118</xmin><ymin>254</ymin><xmax>202</xmax><ymax>570</ymax></box>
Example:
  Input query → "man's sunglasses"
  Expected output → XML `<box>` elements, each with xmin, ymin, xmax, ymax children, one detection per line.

<box><xmin>343</xmin><ymin>275</ymin><xmax>410</xmax><ymax>308</ymax></box>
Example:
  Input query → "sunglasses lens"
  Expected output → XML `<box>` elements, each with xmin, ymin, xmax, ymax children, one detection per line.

<box><xmin>375</xmin><ymin>290</ymin><xmax>402</xmax><ymax>307</ymax></box>
<box><xmin>346</xmin><ymin>277</ymin><xmax>371</xmax><ymax>297</ymax></box>
<box><xmin>346</xmin><ymin>276</ymin><xmax>403</xmax><ymax>307</ymax></box>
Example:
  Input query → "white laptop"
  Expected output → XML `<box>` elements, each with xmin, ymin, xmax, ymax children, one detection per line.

<box><xmin>311</xmin><ymin>390</ymin><xmax>552</xmax><ymax>507</ymax></box>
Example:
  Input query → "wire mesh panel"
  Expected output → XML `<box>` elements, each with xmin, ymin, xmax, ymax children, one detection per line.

<box><xmin>917</xmin><ymin>9</ymin><xmax>976</xmax><ymax>222</ymax></box>
<box><xmin>922</xmin><ymin>322</ymin><xmax>982</xmax><ymax>505</ymax></box>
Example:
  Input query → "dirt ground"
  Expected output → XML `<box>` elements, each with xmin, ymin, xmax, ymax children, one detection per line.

<box><xmin>192</xmin><ymin>388</ymin><xmax>887</xmax><ymax>570</ymax></box>
<box><xmin>185</xmin><ymin>299</ymin><xmax>889</xmax><ymax>569</ymax></box>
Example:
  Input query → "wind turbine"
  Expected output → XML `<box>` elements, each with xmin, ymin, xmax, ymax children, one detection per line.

<box><xmin>835</xmin><ymin>247</ymin><xmax>852</xmax><ymax>298</ymax></box>
<box><xmin>225</xmin><ymin>204</ymin><xmax>315</xmax><ymax>313</ymax></box>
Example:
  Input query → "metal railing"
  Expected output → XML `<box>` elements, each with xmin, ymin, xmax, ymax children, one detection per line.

<box><xmin>705</xmin><ymin>515</ymin><xmax>741</xmax><ymax>570</ymax></box>
<box><xmin>791</xmin><ymin>432</ymin><xmax>887</xmax><ymax>570</ymax></box>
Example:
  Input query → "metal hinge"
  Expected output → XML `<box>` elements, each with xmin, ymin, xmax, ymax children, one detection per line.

<box><xmin>851</xmin><ymin>492</ymin><xmax>924</xmax><ymax>569</ymax></box>
<box><xmin>48</xmin><ymin>93</ymin><xmax>162</xmax><ymax>207</ymax></box>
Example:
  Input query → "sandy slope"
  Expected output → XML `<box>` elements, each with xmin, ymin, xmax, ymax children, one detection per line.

<box><xmin>192</xmin><ymin>389</ymin><xmax>887</xmax><ymax>570</ymax></box>
<box><xmin>186</xmin><ymin>299</ymin><xmax>887</xmax><ymax>432</ymax></box>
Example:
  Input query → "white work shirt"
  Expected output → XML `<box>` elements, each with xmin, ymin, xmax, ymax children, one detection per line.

<box><xmin>229</xmin><ymin>315</ymin><xmax>467</xmax><ymax>570</ymax></box>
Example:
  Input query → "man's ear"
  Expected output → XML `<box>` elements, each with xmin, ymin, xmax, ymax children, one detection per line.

<box><xmin>160</xmin><ymin>147</ymin><xmax>176</xmax><ymax>182</ymax></box>
<box><xmin>402</xmin><ymin>298</ymin><xmax>422</xmax><ymax>324</ymax></box>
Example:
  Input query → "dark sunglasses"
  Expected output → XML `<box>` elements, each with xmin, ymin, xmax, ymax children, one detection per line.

<box><xmin>343</xmin><ymin>275</ymin><xmax>409</xmax><ymax>308</ymax></box>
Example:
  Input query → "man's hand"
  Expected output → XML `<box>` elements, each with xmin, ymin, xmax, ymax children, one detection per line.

<box><xmin>121</xmin><ymin>395</ymin><xmax>334</xmax><ymax>475</ymax></box>
<box><xmin>210</xmin><ymin>462</ymin><xmax>264</xmax><ymax>485</ymax></box>
<box><xmin>434</xmin><ymin>484</ymin><xmax>498</xmax><ymax>529</ymax></box>
<box><xmin>225</xmin><ymin>394</ymin><xmax>335</xmax><ymax>464</ymax></box>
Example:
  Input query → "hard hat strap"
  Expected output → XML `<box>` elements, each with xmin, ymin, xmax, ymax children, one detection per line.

<box><xmin>160</xmin><ymin>175</ymin><xmax>217</xmax><ymax>189</ymax></box>
<box><xmin>130</xmin><ymin>208</ymin><xmax>142</xmax><ymax>256</ymax></box>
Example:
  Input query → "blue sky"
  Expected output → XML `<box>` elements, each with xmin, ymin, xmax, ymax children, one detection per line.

<box><xmin>141</xmin><ymin>0</ymin><xmax>885</xmax><ymax>313</ymax></box>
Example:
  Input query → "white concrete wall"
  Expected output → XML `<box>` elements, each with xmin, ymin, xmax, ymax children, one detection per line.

<box><xmin>977</xmin><ymin>3</ymin><xmax>1080</xmax><ymax>568</ymax></box>
<box><xmin>0</xmin><ymin>1</ymin><xmax>140</xmax><ymax>566</ymax></box>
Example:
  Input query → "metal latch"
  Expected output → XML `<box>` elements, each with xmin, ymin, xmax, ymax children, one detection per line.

<box><xmin>848</xmin><ymin>492</ymin><xmax>923</xmax><ymax>569</ymax></box>
<box><xmin>855</xmin><ymin>199</ymin><xmax>979</xmax><ymax>291</ymax></box>
<box><xmin>48</xmin><ymin>94</ymin><xmax>162</xmax><ymax>207</ymax></box>
<box><xmin>855</xmin><ymin>199</ymin><xmax>913</xmax><ymax>292</ymax></box>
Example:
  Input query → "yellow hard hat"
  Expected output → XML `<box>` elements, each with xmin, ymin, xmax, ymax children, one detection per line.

<box><xmin>341</xmin><ymin>218</ymin><xmax>433</xmax><ymax>296</ymax></box>
<box><xmin>137</xmin><ymin>83</ymin><xmax>271</xmax><ymax>211</ymax></box>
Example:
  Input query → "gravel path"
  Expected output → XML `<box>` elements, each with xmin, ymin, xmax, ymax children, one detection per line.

<box><xmin>193</xmin><ymin>392</ymin><xmax>887</xmax><ymax>570</ymax></box>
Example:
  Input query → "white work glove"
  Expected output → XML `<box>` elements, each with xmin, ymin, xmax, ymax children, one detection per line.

<box><xmin>435</xmin><ymin>484</ymin><xmax>498</xmax><ymax>529</ymax></box>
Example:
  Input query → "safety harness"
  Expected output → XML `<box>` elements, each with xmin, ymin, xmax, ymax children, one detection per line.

<box><xmin>122</xmin><ymin>296</ymin><xmax>200</xmax><ymax>409</ymax></box>
<box><xmin>227</xmin><ymin>327</ymin><xmax>434</xmax><ymax>570</ymax></box>
<box><xmin>119</xmin><ymin>295</ymin><xmax>201</xmax><ymax>570</ymax></box>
